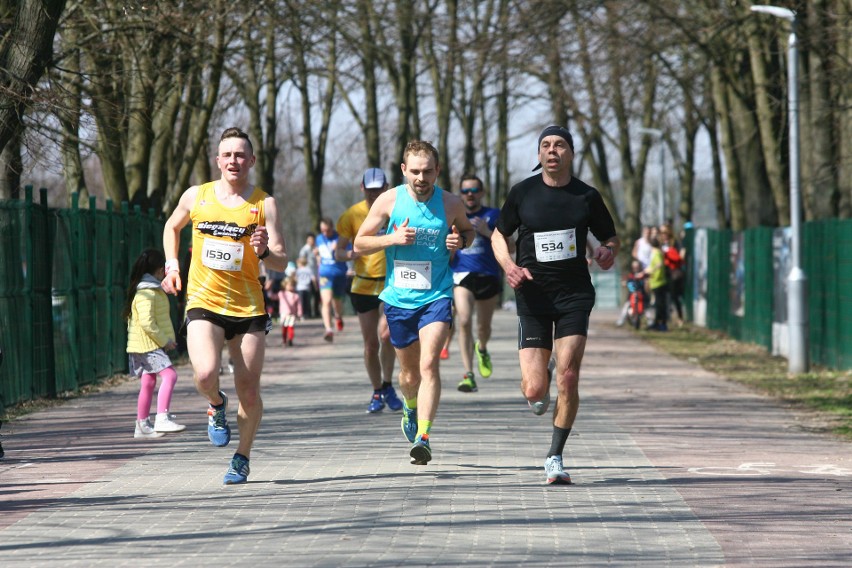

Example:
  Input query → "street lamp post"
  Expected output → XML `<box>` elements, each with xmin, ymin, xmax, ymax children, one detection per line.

<box><xmin>638</xmin><ymin>127</ymin><xmax>665</xmax><ymax>226</ymax></box>
<box><xmin>751</xmin><ymin>5</ymin><xmax>808</xmax><ymax>373</ymax></box>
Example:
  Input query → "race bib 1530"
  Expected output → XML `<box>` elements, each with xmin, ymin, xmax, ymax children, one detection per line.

<box><xmin>201</xmin><ymin>238</ymin><xmax>245</xmax><ymax>271</ymax></box>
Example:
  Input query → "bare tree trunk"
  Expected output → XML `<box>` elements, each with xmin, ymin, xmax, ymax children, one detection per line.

<box><xmin>455</xmin><ymin>0</ymin><xmax>498</xmax><ymax>180</ymax></box>
<box><xmin>54</xmin><ymin>27</ymin><xmax>87</xmax><ymax>203</ymax></box>
<box><xmin>803</xmin><ymin>0</ymin><xmax>839</xmax><ymax>219</ymax></box>
<box><xmin>390</xmin><ymin>1</ymin><xmax>417</xmax><ymax>183</ymax></box>
<box><xmin>193</xmin><ymin>142</ymin><xmax>211</xmax><ymax>186</ymax></box>
<box><xmin>335</xmin><ymin>0</ymin><xmax>382</xmax><ymax>168</ymax></box>
<box><xmin>165</xmin><ymin>12</ymin><xmax>228</xmax><ymax>213</ymax></box>
<box><xmin>727</xmin><ymin>76</ymin><xmax>778</xmax><ymax>227</ymax></box>
<box><xmin>125</xmin><ymin>50</ymin><xmax>154</xmax><ymax>208</ymax></box>
<box><xmin>711</xmin><ymin>66</ymin><xmax>746</xmax><ymax>231</ymax></box>
<box><xmin>542</xmin><ymin>7</ymin><xmax>569</xmax><ymax>127</ymax></box>
<box><xmin>0</xmin><ymin>123</ymin><xmax>21</xmax><ymax>199</ymax></box>
<box><xmin>423</xmin><ymin>0</ymin><xmax>457</xmax><ymax>191</ymax></box>
<box><xmin>231</xmin><ymin>15</ymin><xmax>282</xmax><ymax>196</ymax></box>
<box><xmin>704</xmin><ymin>85</ymin><xmax>729</xmax><ymax>229</ymax></box>
<box><xmin>574</xmin><ymin>3</ymin><xmax>655</xmax><ymax>243</ymax></box>
<box><xmin>361</xmin><ymin>44</ymin><xmax>381</xmax><ymax>167</ymax></box>
<box><xmin>493</xmin><ymin>0</ymin><xmax>510</xmax><ymax>204</ymax></box>
<box><xmin>147</xmin><ymin>80</ymin><xmax>181</xmax><ymax>211</ymax></box>
<box><xmin>262</xmin><ymin>24</ymin><xmax>281</xmax><ymax>193</ymax></box>
<box><xmin>291</xmin><ymin>3</ymin><xmax>338</xmax><ymax>225</ymax></box>
<box><xmin>86</xmin><ymin>49</ymin><xmax>130</xmax><ymax>206</ymax></box>
<box><xmin>0</xmin><ymin>0</ymin><xmax>66</xmax><ymax>155</ymax></box>
<box><xmin>838</xmin><ymin>0</ymin><xmax>852</xmax><ymax>218</ymax></box>
<box><xmin>748</xmin><ymin>21</ymin><xmax>789</xmax><ymax>225</ymax></box>
<box><xmin>673</xmin><ymin>97</ymin><xmax>699</xmax><ymax>227</ymax></box>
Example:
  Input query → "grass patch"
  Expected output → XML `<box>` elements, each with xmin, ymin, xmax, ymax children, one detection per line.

<box><xmin>633</xmin><ymin>324</ymin><xmax>852</xmax><ymax>440</ymax></box>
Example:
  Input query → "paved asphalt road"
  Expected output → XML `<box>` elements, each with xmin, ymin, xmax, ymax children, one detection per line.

<box><xmin>1</xmin><ymin>308</ymin><xmax>850</xmax><ymax>566</ymax></box>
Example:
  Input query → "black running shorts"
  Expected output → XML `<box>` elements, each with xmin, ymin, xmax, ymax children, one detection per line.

<box><xmin>182</xmin><ymin>308</ymin><xmax>271</xmax><ymax>340</ymax></box>
<box><xmin>456</xmin><ymin>272</ymin><xmax>502</xmax><ymax>301</ymax></box>
<box><xmin>349</xmin><ymin>292</ymin><xmax>382</xmax><ymax>314</ymax></box>
<box><xmin>517</xmin><ymin>305</ymin><xmax>592</xmax><ymax>350</ymax></box>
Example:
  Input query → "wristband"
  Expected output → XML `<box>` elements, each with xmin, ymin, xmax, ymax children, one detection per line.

<box><xmin>165</xmin><ymin>258</ymin><xmax>180</xmax><ymax>274</ymax></box>
<box><xmin>258</xmin><ymin>247</ymin><xmax>270</xmax><ymax>260</ymax></box>
<box><xmin>460</xmin><ymin>233</ymin><xmax>468</xmax><ymax>249</ymax></box>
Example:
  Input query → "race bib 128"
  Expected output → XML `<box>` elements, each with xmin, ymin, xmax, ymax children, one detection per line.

<box><xmin>393</xmin><ymin>260</ymin><xmax>432</xmax><ymax>290</ymax></box>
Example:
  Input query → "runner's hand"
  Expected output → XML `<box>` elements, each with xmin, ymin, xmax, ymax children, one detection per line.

<box><xmin>162</xmin><ymin>271</ymin><xmax>182</xmax><ymax>295</ymax></box>
<box><xmin>391</xmin><ymin>218</ymin><xmax>416</xmax><ymax>246</ymax></box>
<box><xmin>251</xmin><ymin>225</ymin><xmax>269</xmax><ymax>255</ymax></box>
<box><xmin>505</xmin><ymin>264</ymin><xmax>533</xmax><ymax>289</ymax></box>
<box><xmin>594</xmin><ymin>246</ymin><xmax>615</xmax><ymax>270</ymax></box>
<box><xmin>447</xmin><ymin>225</ymin><xmax>463</xmax><ymax>251</ymax></box>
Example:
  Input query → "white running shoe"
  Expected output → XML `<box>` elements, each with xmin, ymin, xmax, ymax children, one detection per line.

<box><xmin>529</xmin><ymin>391</ymin><xmax>551</xmax><ymax>416</ymax></box>
<box><xmin>544</xmin><ymin>455</ymin><xmax>572</xmax><ymax>485</ymax></box>
<box><xmin>135</xmin><ymin>418</ymin><xmax>165</xmax><ymax>439</ymax></box>
<box><xmin>528</xmin><ymin>357</ymin><xmax>555</xmax><ymax>415</ymax></box>
<box><xmin>154</xmin><ymin>412</ymin><xmax>186</xmax><ymax>433</ymax></box>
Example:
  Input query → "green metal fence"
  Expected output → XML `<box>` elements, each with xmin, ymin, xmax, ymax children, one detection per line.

<box><xmin>802</xmin><ymin>219</ymin><xmax>852</xmax><ymax>369</ymax></box>
<box><xmin>690</xmin><ymin>219</ymin><xmax>852</xmax><ymax>371</ymax></box>
<box><xmin>0</xmin><ymin>188</ymin><xmax>172</xmax><ymax>414</ymax></box>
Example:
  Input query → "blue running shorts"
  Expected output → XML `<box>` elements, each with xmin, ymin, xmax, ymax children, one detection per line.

<box><xmin>384</xmin><ymin>298</ymin><xmax>453</xmax><ymax>349</ymax></box>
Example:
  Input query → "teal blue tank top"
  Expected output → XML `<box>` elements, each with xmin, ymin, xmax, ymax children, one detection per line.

<box><xmin>379</xmin><ymin>185</ymin><xmax>453</xmax><ymax>309</ymax></box>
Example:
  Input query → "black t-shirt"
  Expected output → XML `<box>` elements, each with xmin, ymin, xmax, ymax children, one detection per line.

<box><xmin>496</xmin><ymin>174</ymin><xmax>616</xmax><ymax>315</ymax></box>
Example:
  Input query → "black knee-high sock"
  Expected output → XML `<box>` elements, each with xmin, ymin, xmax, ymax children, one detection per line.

<box><xmin>547</xmin><ymin>426</ymin><xmax>572</xmax><ymax>457</ymax></box>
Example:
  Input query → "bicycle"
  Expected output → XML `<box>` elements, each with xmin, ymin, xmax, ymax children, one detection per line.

<box><xmin>626</xmin><ymin>277</ymin><xmax>646</xmax><ymax>330</ymax></box>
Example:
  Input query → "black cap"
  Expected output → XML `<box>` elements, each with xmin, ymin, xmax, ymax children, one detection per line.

<box><xmin>533</xmin><ymin>125</ymin><xmax>574</xmax><ymax>171</ymax></box>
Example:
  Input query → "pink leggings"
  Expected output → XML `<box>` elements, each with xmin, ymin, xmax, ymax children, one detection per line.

<box><xmin>137</xmin><ymin>367</ymin><xmax>178</xmax><ymax>420</ymax></box>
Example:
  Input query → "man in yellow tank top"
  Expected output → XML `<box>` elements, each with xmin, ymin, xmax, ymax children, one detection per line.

<box><xmin>336</xmin><ymin>168</ymin><xmax>403</xmax><ymax>414</ymax></box>
<box><xmin>162</xmin><ymin>127</ymin><xmax>288</xmax><ymax>485</ymax></box>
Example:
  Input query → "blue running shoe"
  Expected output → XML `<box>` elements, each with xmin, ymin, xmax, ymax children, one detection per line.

<box><xmin>401</xmin><ymin>405</ymin><xmax>417</xmax><ymax>443</ymax></box>
<box><xmin>207</xmin><ymin>390</ymin><xmax>231</xmax><ymax>447</ymax></box>
<box><xmin>223</xmin><ymin>454</ymin><xmax>250</xmax><ymax>485</ymax></box>
<box><xmin>381</xmin><ymin>385</ymin><xmax>403</xmax><ymax>412</ymax></box>
<box><xmin>409</xmin><ymin>434</ymin><xmax>432</xmax><ymax>465</ymax></box>
<box><xmin>367</xmin><ymin>392</ymin><xmax>385</xmax><ymax>413</ymax></box>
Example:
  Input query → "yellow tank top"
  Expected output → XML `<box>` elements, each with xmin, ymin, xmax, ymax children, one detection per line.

<box><xmin>337</xmin><ymin>200</ymin><xmax>387</xmax><ymax>296</ymax></box>
<box><xmin>185</xmin><ymin>182</ymin><xmax>267</xmax><ymax>317</ymax></box>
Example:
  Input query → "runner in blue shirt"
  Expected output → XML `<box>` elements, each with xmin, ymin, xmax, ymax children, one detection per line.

<box><xmin>354</xmin><ymin>140</ymin><xmax>475</xmax><ymax>466</ymax></box>
<box><xmin>316</xmin><ymin>217</ymin><xmax>348</xmax><ymax>341</ymax></box>
<box><xmin>451</xmin><ymin>174</ymin><xmax>512</xmax><ymax>393</ymax></box>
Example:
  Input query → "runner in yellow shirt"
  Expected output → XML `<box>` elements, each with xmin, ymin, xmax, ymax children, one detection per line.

<box><xmin>162</xmin><ymin>127</ymin><xmax>287</xmax><ymax>485</ymax></box>
<box><xmin>336</xmin><ymin>168</ymin><xmax>403</xmax><ymax>414</ymax></box>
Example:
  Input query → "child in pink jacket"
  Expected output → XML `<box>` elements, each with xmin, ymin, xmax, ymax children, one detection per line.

<box><xmin>277</xmin><ymin>277</ymin><xmax>303</xmax><ymax>346</ymax></box>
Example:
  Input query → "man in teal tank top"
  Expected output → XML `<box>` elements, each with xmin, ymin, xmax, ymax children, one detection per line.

<box><xmin>354</xmin><ymin>140</ymin><xmax>475</xmax><ymax>466</ymax></box>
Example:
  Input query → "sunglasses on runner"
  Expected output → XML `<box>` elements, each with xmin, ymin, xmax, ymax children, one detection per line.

<box><xmin>460</xmin><ymin>187</ymin><xmax>482</xmax><ymax>194</ymax></box>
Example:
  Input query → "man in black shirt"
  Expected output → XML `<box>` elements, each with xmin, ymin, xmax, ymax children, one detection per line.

<box><xmin>492</xmin><ymin>125</ymin><xmax>619</xmax><ymax>485</ymax></box>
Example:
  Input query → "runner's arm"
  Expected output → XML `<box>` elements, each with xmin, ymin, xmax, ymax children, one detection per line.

<box><xmin>492</xmin><ymin>228</ymin><xmax>531</xmax><ymax>289</ymax></box>
<box><xmin>354</xmin><ymin>191</ymin><xmax>414</xmax><ymax>255</ymax></box>
<box><xmin>256</xmin><ymin>195</ymin><xmax>288</xmax><ymax>272</ymax></box>
<box><xmin>161</xmin><ymin>187</ymin><xmax>197</xmax><ymax>295</ymax></box>
<box><xmin>491</xmin><ymin>228</ymin><xmax>517</xmax><ymax>273</ymax></box>
<box><xmin>335</xmin><ymin>235</ymin><xmax>355</xmax><ymax>261</ymax></box>
<box><xmin>445</xmin><ymin>194</ymin><xmax>475</xmax><ymax>251</ymax></box>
